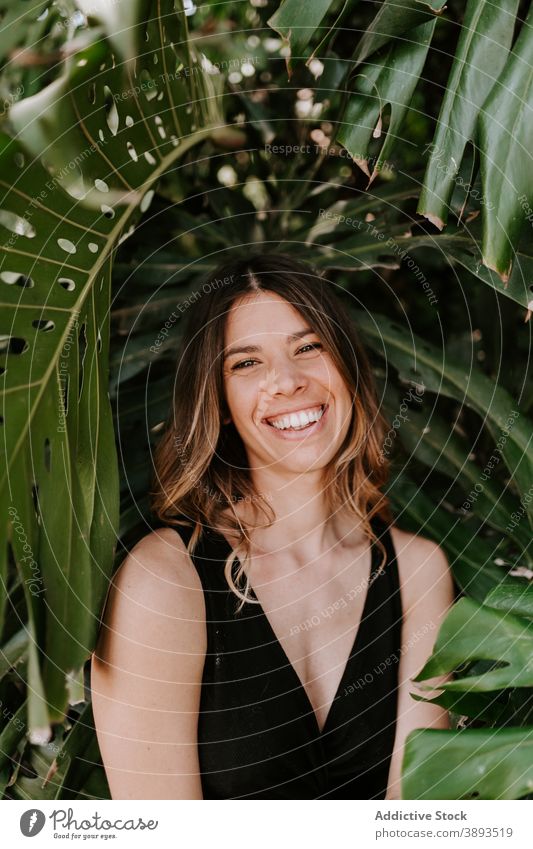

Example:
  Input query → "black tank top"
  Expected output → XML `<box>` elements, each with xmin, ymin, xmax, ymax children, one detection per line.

<box><xmin>161</xmin><ymin>513</ymin><xmax>402</xmax><ymax>799</ymax></box>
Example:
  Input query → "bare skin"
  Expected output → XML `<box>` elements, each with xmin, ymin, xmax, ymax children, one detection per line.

<box><xmin>216</xmin><ymin>505</ymin><xmax>375</xmax><ymax>735</ymax></box>
<box><xmin>91</xmin><ymin>291</ymin><xmax>454</xmax><ymax>799</ymax></box>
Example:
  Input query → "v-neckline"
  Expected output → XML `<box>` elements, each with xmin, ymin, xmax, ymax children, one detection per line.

<box><xmin>210</xmin><ymin>521</ymin><xmax>378</xmax><ymax>738</ymax></box>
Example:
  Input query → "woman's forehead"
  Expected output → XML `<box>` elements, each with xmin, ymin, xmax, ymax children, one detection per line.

<box><xmin>224</xmin><ymin>292</ymin><xmax>306</xmax><ymax>338</ymax></box>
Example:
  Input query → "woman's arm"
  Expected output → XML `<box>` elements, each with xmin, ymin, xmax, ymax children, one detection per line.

<box><xmin>90</xmin><ymin>527</ymin><xmax>206</xmax><ymax>799</ymax></box>
<box><xmin>385</xmin><ymin>533</ymin><xmax>456</xmax><ymax>800</ymax></box>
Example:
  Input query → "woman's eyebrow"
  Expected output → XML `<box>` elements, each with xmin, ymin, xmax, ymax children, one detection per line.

<box><xmin>223</xmin><ymin>327</ymin><xmax>315</xmax><ymax>359</ymax></box>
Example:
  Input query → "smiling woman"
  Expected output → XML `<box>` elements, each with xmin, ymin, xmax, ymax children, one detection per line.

<box><xmin>90</xmin><ymin>253</ymin><xmax>454</xmax><ymax>800</ymax></box>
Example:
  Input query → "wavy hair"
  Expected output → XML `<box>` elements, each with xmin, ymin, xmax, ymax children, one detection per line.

<box><xmin>149</xmin><ymin>252</ymin><xmax>393</xmax><ymax>612</ymax></box>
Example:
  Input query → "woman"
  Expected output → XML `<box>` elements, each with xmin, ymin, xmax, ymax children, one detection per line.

<box><xmin>91</xmin><ymin>253</ymin><xmax>455</xmax><ymax>800</ymax></box>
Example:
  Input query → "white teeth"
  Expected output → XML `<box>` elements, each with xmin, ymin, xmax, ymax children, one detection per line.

<box><xmin>267</xmin><ymin>405</ymin><xmax>324</xmax><ymax>430</ymax></box>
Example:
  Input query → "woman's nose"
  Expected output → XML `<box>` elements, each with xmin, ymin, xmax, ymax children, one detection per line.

<box><xmin>272</xmin><ymin>361</ymin><xmax>307</xmax><ymax>394</ymax></box>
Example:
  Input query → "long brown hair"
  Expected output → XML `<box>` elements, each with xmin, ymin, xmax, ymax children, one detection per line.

<box><xmin>149</xmin><ymin>253</ymin><xmax>393</xmax><ymax>611</ymax></box>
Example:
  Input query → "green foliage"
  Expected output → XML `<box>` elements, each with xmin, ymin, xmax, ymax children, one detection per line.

<box><xmin>0</xmin><ymin>0</ymin><xmax>531</xmax><ymax>801</ymax></box>
<box><xmin>270</xmin><ymin>0</ymin><xmax>533</xmax><ymax>281</ymax></box>
<box><xmin>403</xmin><ymin>727</ymin><xmax>533</xmax><ymax>800</ymax></box>
<box><xmin>1</xmin><ymin>0</ymin><xmax>221</xmax><ymax>744</ymax></box>
<box><xmin>402</xmin><ymin>590</ymin><xmax>533</xmax><ymax>799</ymax></box>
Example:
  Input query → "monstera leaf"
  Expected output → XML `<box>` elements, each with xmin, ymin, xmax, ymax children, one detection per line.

<box><xmin>413</xmin><ymin>596</ymin><xmax>533</xmax><ymax>691</ymax></box>
<box><xmin>401</xmin><ymin>591</ymin><xmax>533</xmax><ymax>799</ymax></box>
<box><xmin>0</xmin><ymin>0</ymin><xmax>222</xmax><ymax>736</ymax></box>
<box><xmin>402</xmin><ymin>726</ymin><xmax>533</xmax><ymax>799</ymax></box>
<box><xmin>337</xmin><ymin>18</ymin><xmax>438</xmax><ymax>183</ymax></box>
<box><xmin>417</xmin><ymin>0</ymin><xmax>520</xmax><ymax>229</ymax></box>
<box><xmin>477</xmin><ymin>2</ymin><xmax>533</xmax><ymax>280</ymax></box>
<box><xmin>267</xmin><ymin>0</ymin><xmax>532</xmax><ymax>282</ymax></box>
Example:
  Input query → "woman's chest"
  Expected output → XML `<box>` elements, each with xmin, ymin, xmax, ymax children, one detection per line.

<box><xmin>197</xmin><ymin>563</ymin><xmax>399</xmax><ymax>798</ymax></box>
<box><xmin>243</xmin><ymin>553</ymin><xmax>375</xmax><ymax>732</ymax></box>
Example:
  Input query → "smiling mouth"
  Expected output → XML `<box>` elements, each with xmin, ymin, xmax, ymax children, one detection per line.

<box><xmin>263</xmin><ymin>404</ymin><xmax>327</xmax><ymax>432</ymax></box>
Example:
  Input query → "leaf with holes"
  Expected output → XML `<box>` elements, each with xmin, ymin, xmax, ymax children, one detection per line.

<box><xmin>399</xmin><ymin>224</ymin><xmax>533</xmax><ymax>312</ymax></box>
<box><xmin>417</xmin><ymin>0</ymin><xmax>519</xmax><ymax>230</ymax></box>
<box><xmin>478</xmin><ymin>4</ymin><xmax>533</xmax><ymax>281</ymax></box>
<box><xmin>337</xmin><ymin>19</ymin><xmax>437</xmax><ymax>184</ymax></box>
<box><xmin>413</xmin><ymin>596</ymin><xmax>533</xmax><ymax>691</ymax></box>
<box><xmin>0</xmin><ymin>0</ymin><xmax>222</xmax><ymax>734</ymax></box>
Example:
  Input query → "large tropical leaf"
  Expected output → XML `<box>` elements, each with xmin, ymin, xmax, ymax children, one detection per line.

<box><xmin>413</xmin><ymin>596</ymin><xmax>533</xmax><ymax>691</ymax></box>
<box><xmin>402</xmin><ymin>726</ymin><xmax>533</xmax><ymax>799</ymax></box>
<box><xmin>0</xmin><ymin>0</ymin><xmax>222</xmax><ymax>734</ymax></box>
<box><xmin>337</xmin><ymin>19</ymin><xmax>437</xmax><ymax>183</ymax></box>
<box><xmin>267</xmin><ymin>0</ymin><xmax>532</xmax><ymax>284</ymax></box>
<box><xmin>350</xmin><ymin>0</ymin><xmax>446</xmax><ymax>66</ymax></box>
<box><xmin>484</xmin><ymin>580</ymin><xmax>533</xmax><ymax>620</ymax></box>
<box><xmin>5</xmin><ymin>701</ymin><xmax>110</xmax><ymax>800</ymax></box>
<box><xmin>396</xmin><ymin>224</ymin><xmax>533</xmax><ymax>313</ymax></box>
<box><xmin>478</xmin><ymin>3</ymin><xmax>533</xmax><ymax>280</ymax></box>
<box><xmin>303</xmin><ymin>188</ymin><xmax>532</xmax><ymax>311</ymax></box>
<box><xmin>403</xmin><ymin>585</ymin><xmax>533</xmax><ymax>799</ymax></box>
<box><xmin>267</xmin><ymin>0</ymin><xmax>342</xmax><ymax>73</ymax></box>
<box><xmin>417</xmin><ymin>0</ymin><xmax>520</xmax><ymax>230</ymax></box>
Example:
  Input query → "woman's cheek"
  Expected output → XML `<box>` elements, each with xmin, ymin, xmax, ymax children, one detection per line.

<box><xmin>253</xmin><ymin>368</ymin><xmax>279</xmax><ymax>426</ymax></box>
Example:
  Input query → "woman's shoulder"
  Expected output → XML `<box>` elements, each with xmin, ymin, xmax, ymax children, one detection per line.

<box><xmin>388</xmin><ymin>523</ymin><xmax>455</xmax><ymax>620</ymax></box>
<box><xmin>95</xmin><ymin>526</ymin><xmax>205</xmax><ymax>652</ymax></box>
<box><xmin>91</xmin><ymin>525</ymin><xmax>207</xmax><ymax>785</ymax></box>
<box><xmin>114</xmin><ymin>525</ymin><xmax>200</xmax><ymax>592</ymax></box>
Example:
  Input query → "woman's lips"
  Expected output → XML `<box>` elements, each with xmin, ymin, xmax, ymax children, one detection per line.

<box><xmin>261</xmin><ymin>404</ymin><xmax>329</xmax><ymax>440</ymax></box>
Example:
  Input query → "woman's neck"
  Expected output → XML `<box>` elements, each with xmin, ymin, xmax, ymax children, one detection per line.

<box><xmin>226</xmin><ymin>468</ymin><xmax>365</xmax><ymax>566</ymax></box>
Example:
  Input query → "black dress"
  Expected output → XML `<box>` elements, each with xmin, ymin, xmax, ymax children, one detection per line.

<box><xmin>160</xmin><ymin>513</ymin><xmax>403</xmax><ymax>799</ymax></box>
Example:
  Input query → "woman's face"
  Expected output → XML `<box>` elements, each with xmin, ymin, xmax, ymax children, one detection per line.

<box><xmin>222</xmin><ymin>291</ymin><xmax>354</xmax><ymax>475</ymax></box>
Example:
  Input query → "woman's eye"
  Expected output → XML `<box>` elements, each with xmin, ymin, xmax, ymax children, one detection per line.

<box><xmin>232</xmin><ymin>358</ymin><xmax>257</xmax><ymax>370</ymax></box>
<box><xmin>231</xmin><ymin>343</ymin><xmax>322</xmax><ymax>371</ymax></box>
<box><xmin>298</xmin><ymin>342</ymin><xmax>323</xmax><ymax>354</ymax></box>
